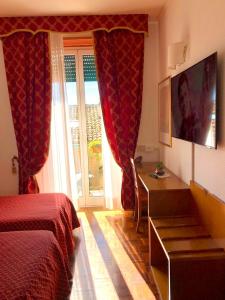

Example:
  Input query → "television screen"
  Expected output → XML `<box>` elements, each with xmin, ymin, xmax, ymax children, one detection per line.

<box><xmin>171</xmin><ymin>52</ymin><xmax>217</xmax><ymax>148</ymax></box>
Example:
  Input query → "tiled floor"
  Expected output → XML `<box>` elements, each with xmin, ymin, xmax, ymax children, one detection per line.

<box><xmin>70</xmin><ymin>209</ymin><xmax>159</xmax><ymax>300</ymax></box>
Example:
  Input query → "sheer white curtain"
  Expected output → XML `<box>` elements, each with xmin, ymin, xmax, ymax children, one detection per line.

<box><xmin>102</xmin><ymin>125</ymin><xmax>122</xmax><ymax>209</ymax></box>
<box><xmin>37</xmin><ymin>32</ymin><xmax>78</xmax><ymax>208</ymax></box>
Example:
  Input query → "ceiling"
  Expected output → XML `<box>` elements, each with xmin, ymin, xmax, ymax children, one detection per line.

<box><xmin>0</xmin><ymin>0</ymin><xmax>167</xmax><ymax>18</ymax></box>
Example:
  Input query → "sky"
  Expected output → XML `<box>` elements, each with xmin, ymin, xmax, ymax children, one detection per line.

<box><xmin>66</xmin><ymin>82</ymin><xmax>100</xmax><ymax>105</ymax></box>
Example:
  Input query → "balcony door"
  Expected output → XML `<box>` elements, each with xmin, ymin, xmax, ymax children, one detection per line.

<box><xmin>64</xmin><ymin>49</ymin><xmax>104</xmax><ymax>207</ymax></box>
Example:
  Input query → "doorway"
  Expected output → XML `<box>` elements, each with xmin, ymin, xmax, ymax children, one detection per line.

<box><xmin>64</xmin><ymin>48</ymin><xmax>104</xmax><ymax>207</ymax></box>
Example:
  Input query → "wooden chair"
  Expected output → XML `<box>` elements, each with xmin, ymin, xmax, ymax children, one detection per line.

<box><xmin>130</xmin><ymin>158</ymin><xmax>148</xmax><ymax>232</ymax></box>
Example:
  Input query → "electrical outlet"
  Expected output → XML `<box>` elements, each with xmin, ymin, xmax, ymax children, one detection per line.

<box><xmin>145</xmin><ymin>145</ymin><xmax>154</xmax><ymax>152</ymax></box>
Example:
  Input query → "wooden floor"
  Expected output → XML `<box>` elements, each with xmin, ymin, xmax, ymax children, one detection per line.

<box><xmin>70</xmin><ymin>209</ymin><xmax>160</xmax><ymax>300</ymax></box>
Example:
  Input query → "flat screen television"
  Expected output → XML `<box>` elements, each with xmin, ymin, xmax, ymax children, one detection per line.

<box><xmin>171</xmin><ymin>52</ymin><xmax>217</xmax><ymax>148</ymax></box>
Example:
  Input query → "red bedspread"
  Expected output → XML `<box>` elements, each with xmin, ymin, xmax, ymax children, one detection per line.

<box><xmin>0</xmin><ymin>193</ymin><xmax>80</xmax><ymax>269</ymax></box>
<box><xmin>0</xmin><ymin>230</ymin><xmax>71</xmax><ymax>300</ymax></box>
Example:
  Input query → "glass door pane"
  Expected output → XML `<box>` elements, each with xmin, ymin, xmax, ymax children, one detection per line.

<box><xmin>64</xmin><ymin>49</ymin><xmax>104</xmax><ymax>207</ymax></box>
<box><xmin>64</xmin><ymin>55</ymin><xmax>83</xmax><ymax>197</ymax></box>
<box><xmin>83</xmin><ymin>55</ymin><xmax>104</xmax><ymax>197</ymax></box>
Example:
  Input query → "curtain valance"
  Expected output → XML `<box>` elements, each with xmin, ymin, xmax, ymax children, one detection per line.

<box><xmin>0</xmin><ymin>14</ymin><xmax>148</xmax><ymax>37</ymax></box>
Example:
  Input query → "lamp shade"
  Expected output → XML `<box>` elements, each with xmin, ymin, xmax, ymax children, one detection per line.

<box><xmin>168</xmin><ymin>42</ymin><xmax>187</xmax><ymax>69</ymax></box>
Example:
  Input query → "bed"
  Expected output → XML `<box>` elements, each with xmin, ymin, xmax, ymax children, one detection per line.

<box><xmin>0</xmin><ymin>230</ymin><xmax>71</xmax><ymax>300</ymax></box>
<box><xmin>0</xmin><ymin>193</ymin><xmax>80</xmax><ymax>270</ymax></box>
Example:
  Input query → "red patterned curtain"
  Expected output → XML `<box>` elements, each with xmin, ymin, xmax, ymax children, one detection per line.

<box><xmin>93</xmin><ymin>30</ymin><xmax>144</xmax><ymax>209</ymax></box>
<box><xmin>2</xmin><ymin>32</ymin><xmax>51</xmax><ymax>194</ymax></box>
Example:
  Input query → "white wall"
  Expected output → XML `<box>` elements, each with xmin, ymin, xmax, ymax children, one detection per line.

<box><xmin>159</xmin><ymin>0</ymin><xmax>225</xmax><ymax>202</ymax></box>
<box><xmin>136</xmin><ymin>21</ymin><xmax>160</xmax><ymax>162</ymax></box>
<box><xmin>0</xmin><ymin>40</ymin><xmax>18</xmax><ymax>194</ymax></box>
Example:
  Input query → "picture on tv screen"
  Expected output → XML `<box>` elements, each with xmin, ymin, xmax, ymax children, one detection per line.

<box><xmin>171</xmin><ymin>52</ymin><xmax>217</xmax><ymax>148</ymax></box>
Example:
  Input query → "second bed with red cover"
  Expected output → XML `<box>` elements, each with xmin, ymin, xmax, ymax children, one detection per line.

<box><xmin>0</xmin><ymin>230</ymin><xmax>72</xmax><ymax>300</ymax></box>
<box><xmin>0</xmin><ymin>193</ymin><xmax>80</xmax><ymax>269</ymax></box>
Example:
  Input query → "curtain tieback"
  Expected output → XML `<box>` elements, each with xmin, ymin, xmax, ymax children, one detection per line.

<box><xmin>11</xmin><ymin>155</ymin><xmax>18</xmax><ymax>174</ymax></box>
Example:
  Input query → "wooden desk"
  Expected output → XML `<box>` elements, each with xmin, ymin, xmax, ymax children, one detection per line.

<box><xmin>136</xmin><ymin>162</ymin><xmax>189</xmax><ymax>192</ymax></box>
<box><xmin>136</xmin><ymin>162</ymin><xmax>225</xmax><ymax>300</ymax></box>
<box><xmin>136</xmin><ymin>162</ymin><xmax>192</xmax><ymax>217</ymax></box>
